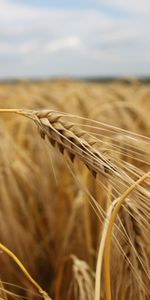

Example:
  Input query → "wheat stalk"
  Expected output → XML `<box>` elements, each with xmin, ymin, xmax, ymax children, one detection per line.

<box><xmin>95</xmin><ymin>171</ymin><xmax>150</xmax><ymax>300</ymax></box>
<box><xmin>0</xmin><ymin>242</ymin><xmax>52</xmax><ymax>300</ymax></box>
<box><xmin>0</xmin><ymin>280</ymin><xmax>8</xmax><ymax>300</ymax></box>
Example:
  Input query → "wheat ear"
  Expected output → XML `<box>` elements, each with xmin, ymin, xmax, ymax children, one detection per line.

<box><xmin>1</xmin><ymin>109</ymin><xmax>120</xmax><ymax>178</ymax></box>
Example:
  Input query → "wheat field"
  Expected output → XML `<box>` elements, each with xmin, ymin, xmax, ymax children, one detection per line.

<box><xmin>0</xmin><ymin>78</ymin><xmax>149</xmax><ymax>300</ymax></box>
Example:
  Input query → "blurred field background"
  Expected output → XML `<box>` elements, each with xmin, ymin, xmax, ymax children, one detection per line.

<box><xmin>0</xmin><ymin>78</ymin><xmax>149</xmax><ymax>300</ymax></box>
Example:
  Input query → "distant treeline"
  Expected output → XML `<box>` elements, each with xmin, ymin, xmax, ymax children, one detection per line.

<box><xmin>0</xmin><ymin>76</ymin><xmax>150</xmax><ymax>84</ymax></box>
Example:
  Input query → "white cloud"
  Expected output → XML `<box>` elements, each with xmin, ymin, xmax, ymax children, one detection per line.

<box><xmin>0</xmin><ymin>41</ymin><xmax>36</xmax><ymax>55</ymax></box>
<box><xmin>46</xmin><ymin>37</ymin><xmax>81</xmax><ymax>52</ymax></box>
<box><xmin>0</xmin><ymin>0</ymin><xmax>150</xmax><ymax>78</ymax></box>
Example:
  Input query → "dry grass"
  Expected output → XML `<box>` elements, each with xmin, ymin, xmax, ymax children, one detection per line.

<box><xmin>0</xmin><ymin>79</ymin><xmax>149</xmax><ymax>300</ymax></box>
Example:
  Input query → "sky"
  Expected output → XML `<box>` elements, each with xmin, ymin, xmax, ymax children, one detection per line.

<box><xmin>0</xmin><ymin>0</ymin><xmax>150</xmax><ymax>79</ymax></box>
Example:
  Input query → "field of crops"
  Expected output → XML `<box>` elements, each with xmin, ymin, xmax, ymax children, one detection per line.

<box><xmin>0</xmin><ymin>79</ymin><xmax>149</xmax><ymax>300</ymax></box>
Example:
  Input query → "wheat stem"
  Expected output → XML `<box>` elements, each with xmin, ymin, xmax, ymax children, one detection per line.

<box><xmin>0</xmin><ymin>242</ymin><xmax>52</xmax><ymax>300</ymax></box>
<box><xmin>0</xmin><ymin>279</ymin><xmax>8</xmax><ymax>300</ymax></box>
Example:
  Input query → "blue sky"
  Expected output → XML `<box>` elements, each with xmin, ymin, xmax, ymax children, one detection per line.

<box><xmin>15</xmin><ymin>0</ymin><xmax>98</xmax><ymax>9</ymax></box>
<box><xmin>0</xmin><ymin>0</ymin><xmax>150</xmax><ymax>79</ymax></box>
<box><xmin>14</xmin><ymin>0</ymin><xmax>120</xmax><ymax>11</ymax></box>
<box><xmin>13</xmin><ymin>0</ymin><xmax>128</xmax><ymax>15</ymax></box>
